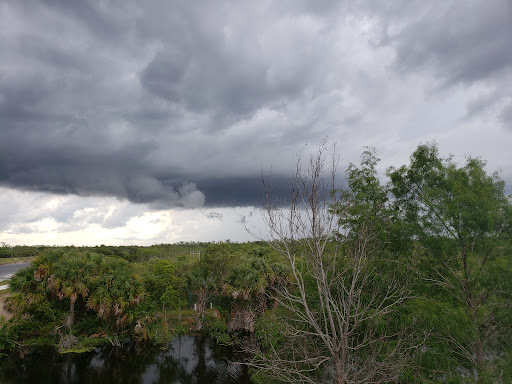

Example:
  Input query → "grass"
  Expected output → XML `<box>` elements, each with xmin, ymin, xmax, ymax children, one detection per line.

<box><xmin>59</xmin><ymin>337</ymin><xmax>105</xmax><ymax>354</ymax></box>
<box><xmin>60</xmin><ymin>346</ymin><xmax>96</xmax><ymax>354</ymax></box>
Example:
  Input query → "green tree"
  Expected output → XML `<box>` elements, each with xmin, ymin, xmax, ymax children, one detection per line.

<box><xmin>152</xmin><ymin>259</ymin><xmax>180</xmax><ymax>308</ymax></box>
<box><xmin>7</xmin><ymin>263</ymin><xmax>48</xmax><ymax>316</ymax></box>
<box><xmin>152</xmin><ymin>259</ymin><xmax>181</xmax><ymax>333</ymax></box>
<box><xmin>46</xmin><ymin>252</ymin><xmax>99</xmax><ymax>327</ymax></box>
<box><xmin>8</xmin><ymin>250</ymin><xmax>145</xmax><ymax>333</ymax></box>
<box><xmin>223</xmin><ymin>256</ymin><xmax>270</xmax><ymax>333</ymax></box>
<box><xmin>189</xmin><ymin>242</ymin><xmax>232</xmax><ymax>330</ymax></box>
<box><xmin>388</xmin><ymin>143</ymin><xmax>512</xmax><ymax>383</ymax></box>
<box><xmin>86</xmin><ymin>257</ymin><xmax>145</xmax><ymax>328</ymax></box>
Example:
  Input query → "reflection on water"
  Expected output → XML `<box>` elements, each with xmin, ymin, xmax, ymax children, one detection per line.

<box><xmin>0</xmin><ymin>336</ymin><xmax>251</xmax><ymax>384</ymax></box>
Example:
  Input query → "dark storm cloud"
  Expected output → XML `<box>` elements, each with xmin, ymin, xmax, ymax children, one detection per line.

<box><xmin>0</xmin><ymin>75</ymin><xmax>60</xmax><ymax>122</ymax></box>
<box><xmin>140</xmin><ymin>42</ymin><xmax>312</xmax><ymax>122</ymax></box>
<box><xmin>196</xmin><ymin>176</ymin><xmax>292</xmax><ymax>207</ymax></box>
<box><xmin>17</xmin><ymin>35</ymin><xmax>90</xmax><ymax>73</ymax></box>
<box><xmin>1</xmin><ymin>0</ymin><xmax>511</xmax><ymax>210</ymax></box>
<box><xmin>0</xmin><ymin>0</ymin><xmax>329</xmax><ymax>207</ymax></box>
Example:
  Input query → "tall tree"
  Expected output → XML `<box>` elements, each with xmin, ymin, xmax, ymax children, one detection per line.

<box><xmin>189</xmin><ymin>242</ymin><xmax>232</xmax><ymax>330</ymax></box>
<box><xmin>47</xmin><ymin>252</ymin><xmax>98</xmax><ymax>327</ymax></box>
<box><xmin>223</xmin><ymin>256</ymin><xmax>270</xmax><ymax>333</ymax></box>
<box><xmin>388</xmin><ymin>143</ymin><xmax>512</xmax><ymax>383</ymax></box>
<box><xmin>249</xmin><ymin>144</ymin><xmax>419</xmax><ymax>384</ymax></box>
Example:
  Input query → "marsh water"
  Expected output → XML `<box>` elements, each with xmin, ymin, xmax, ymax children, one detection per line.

<box><xmin>0</xmin><ymin>335</ymin><xmax>251</xmax><ymax>384</ymax></box>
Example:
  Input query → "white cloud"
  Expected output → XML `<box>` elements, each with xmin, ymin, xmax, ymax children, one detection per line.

<box><xmin>0</xmin><ymin>187</ymin><xmax>260</xmax><ymax>246</ymax></box>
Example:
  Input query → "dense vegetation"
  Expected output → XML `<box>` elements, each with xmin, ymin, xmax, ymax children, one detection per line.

<box><xmin>0</xmin><ymin>143</ymin><xmax>510</xmax><ymax>383</ymax></box>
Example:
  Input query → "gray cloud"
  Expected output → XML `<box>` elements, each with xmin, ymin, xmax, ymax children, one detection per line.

<box><xmin>0</xmin><ymin>196</ymin><xmax>20</xmax><ymax>231</ymax></box>
<box><xmin>377</xmin><ymin>0</ymin><xmax>512</xmax><ymax>127</ymax></box>
<box><xmin>13</xmin><ymin>225</ymin><xmax>35</xmax><ymax>235</ymax></box>
<box><xmin>1</xmin><ymin>0</ymin><xmax>511</xmax><ymax>213</ymax></box>
<box><xmin>500</xmin><ymin>103</ymin><xmax>512</xmax><ymax>130</ymax></box>
<box><xmin>392</xmin><ymin>3</ymin><xmax>511</xmax><ymax>84</ymax></box>
<box><xmin>140</xmin><ymin>40</ymin><xmax>314</xmax><ymax>122</ymax></box>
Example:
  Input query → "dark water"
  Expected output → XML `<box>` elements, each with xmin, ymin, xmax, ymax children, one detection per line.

<box><xmin>0</xmin><ymin>336</ymin><xmax>251</xmax><ymax>384</ymax></box>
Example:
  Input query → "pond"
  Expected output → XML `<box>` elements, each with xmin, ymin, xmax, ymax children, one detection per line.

<box><xmin>0</xmin><ymin>335</ymin><xmax>252</xmax><ymax>384</ymax></box>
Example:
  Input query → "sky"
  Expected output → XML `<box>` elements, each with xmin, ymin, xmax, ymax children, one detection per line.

<box><xmin>1</xmin><ymin>0</ymin><xmax>511</xmax><ymax>246</ymax></box>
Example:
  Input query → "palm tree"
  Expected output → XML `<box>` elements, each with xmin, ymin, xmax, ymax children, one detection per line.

<box><xmin>223</xmin><ymin>257</ymin><xmax>271</xmax><ymax>333</ymax></box>
<box><xmin>6</xmin><ymin>264</ymin><xmax>45</xmax><ymax>314</ymax></box>
<box><xmin>188</xmin><ymin>264</ymin><xmax>216</xmax><ymax>330</ymax></box>
<box><xmin>188</xmin><ymin>242</ymin><xmax>233</xmax><ymax>330</ymax></box>
<box><xmin>6</xmin><ymin>249</ymin><xmax>66</xmax><ymax>315</ymax></box>
<box><xmin>47</xmin><ymin>252</ymin><xmax>97</xmax><ymax>327</ymax></box>
<box><xmin>86</xmin><ymin>257</ymin><xmax>145</xmax><ymax>329</ymax></box>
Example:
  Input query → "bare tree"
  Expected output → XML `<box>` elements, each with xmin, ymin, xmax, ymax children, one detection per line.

<box><xmin>247</xmin><ymin>144</ymin><xmax>422</xmax><ymax>384</ymax></box>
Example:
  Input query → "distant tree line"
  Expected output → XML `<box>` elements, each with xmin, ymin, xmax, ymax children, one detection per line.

<box><xmin>0</xmin><ymin>242</ymin><xmax>211</xmax><ymax>261</ymax></box>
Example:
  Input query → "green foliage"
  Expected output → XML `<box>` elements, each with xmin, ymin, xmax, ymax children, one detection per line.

<box><xmin>188</xmin><ymin>242</ymin><xmax>234</xmax><ymax>301</ymax></box>
<box><xmin>160</xmin><ymin>287</ymin><xmax>179</xmax><ymax>309</ymax></box>
<box><xmin>8</xmin><ymin>250</ymin><xmax>146</xmax><ymax>334</ymax></box>
<box><xmin>332</xmin><ymin>146</ymin><xmax>407</xmax><ymax>257</ymax></box>
<box><xmin>388</xmin><ymin>142</ymin><xmax>512</xmax><ymax>382</ymax></box>
<box><xmin>223</xmin><ymin>257</ymin><xmax>267</xmax><ymax>300</ymax></box>
<box><xmin>201</xmin><ymin>316</ymin><xmax>233</xmax><ymax>346</ymax></box>
<box><xmin>254</xmin><ymin>308</ymin><xmax>287</xmax><ymax>350</ymax></box>
<box><xmin>144</xmin><ymin>259</ymin><xmax>182</xmax><ymax>310</ymax></box>
<box><xmin>0</xmin><ymin>321</ymin><xmax>17</xmax><ymax>352</ymax></box>
<box><xmin>86</xmin><ymin>256</ymin><xmax>146</xmax><ymax>325</ymax></box>
<box><xmin>338</xmin><ymin>146</ymin><xmax>389</xmax><ymax>228</ymax></box>
<box><xmin>72</xmin><ymin>316</ymin><xmax>107</xmax><ymax>336</ymax></box>
<box><xmin>0</xmin><ymin>245</ymin><xmax>45</xmax><ymax>259</ymax></box>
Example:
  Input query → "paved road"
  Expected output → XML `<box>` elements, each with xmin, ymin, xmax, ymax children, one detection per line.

<box><xmin>0</xmin><ymin>262</ymin><xmax>31</xmax><ymax>281</ymax></box>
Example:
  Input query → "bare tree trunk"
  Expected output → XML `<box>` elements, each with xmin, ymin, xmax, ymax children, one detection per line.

<box><xmin>228</xmin><ymin>301</ymin><xmax>256</xmax><ymax>333</ymax></box>
<box><xmin>334</xmin><ymin>358</ymin><xmax>347</xmax><ymax>384</ymax></box>
<box><xmin>163</xmin><ymin>302</ymin><xmax>168</xmax><ymax>338</ymax></box>
<box><xmin>245</xmin><ymin>143</ymin><xmax>420</xmax><ymax>384</ymax></box>
<box><xmin>474</xmin><ymin>330</ymin><xmax>487</xmax><ymax>384</ymax></box>
<box><xmin>67</xmin><ymin>297</ymin><xmax>76</xmax><ymax>328</ymax></box>
<box><xmin>196</xmin><ymin>288</ymin><xmax>206</xmax><ymax>330</ymax></box>
<box><xmin>256</xmin><ymin>292</ymin><xmax>266</xmax><ymax>315</ymax></box>
<box><xmin>178</xmin><ymin>295</ymin><xmax>182</xmax><ymax>324</ymax></box>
